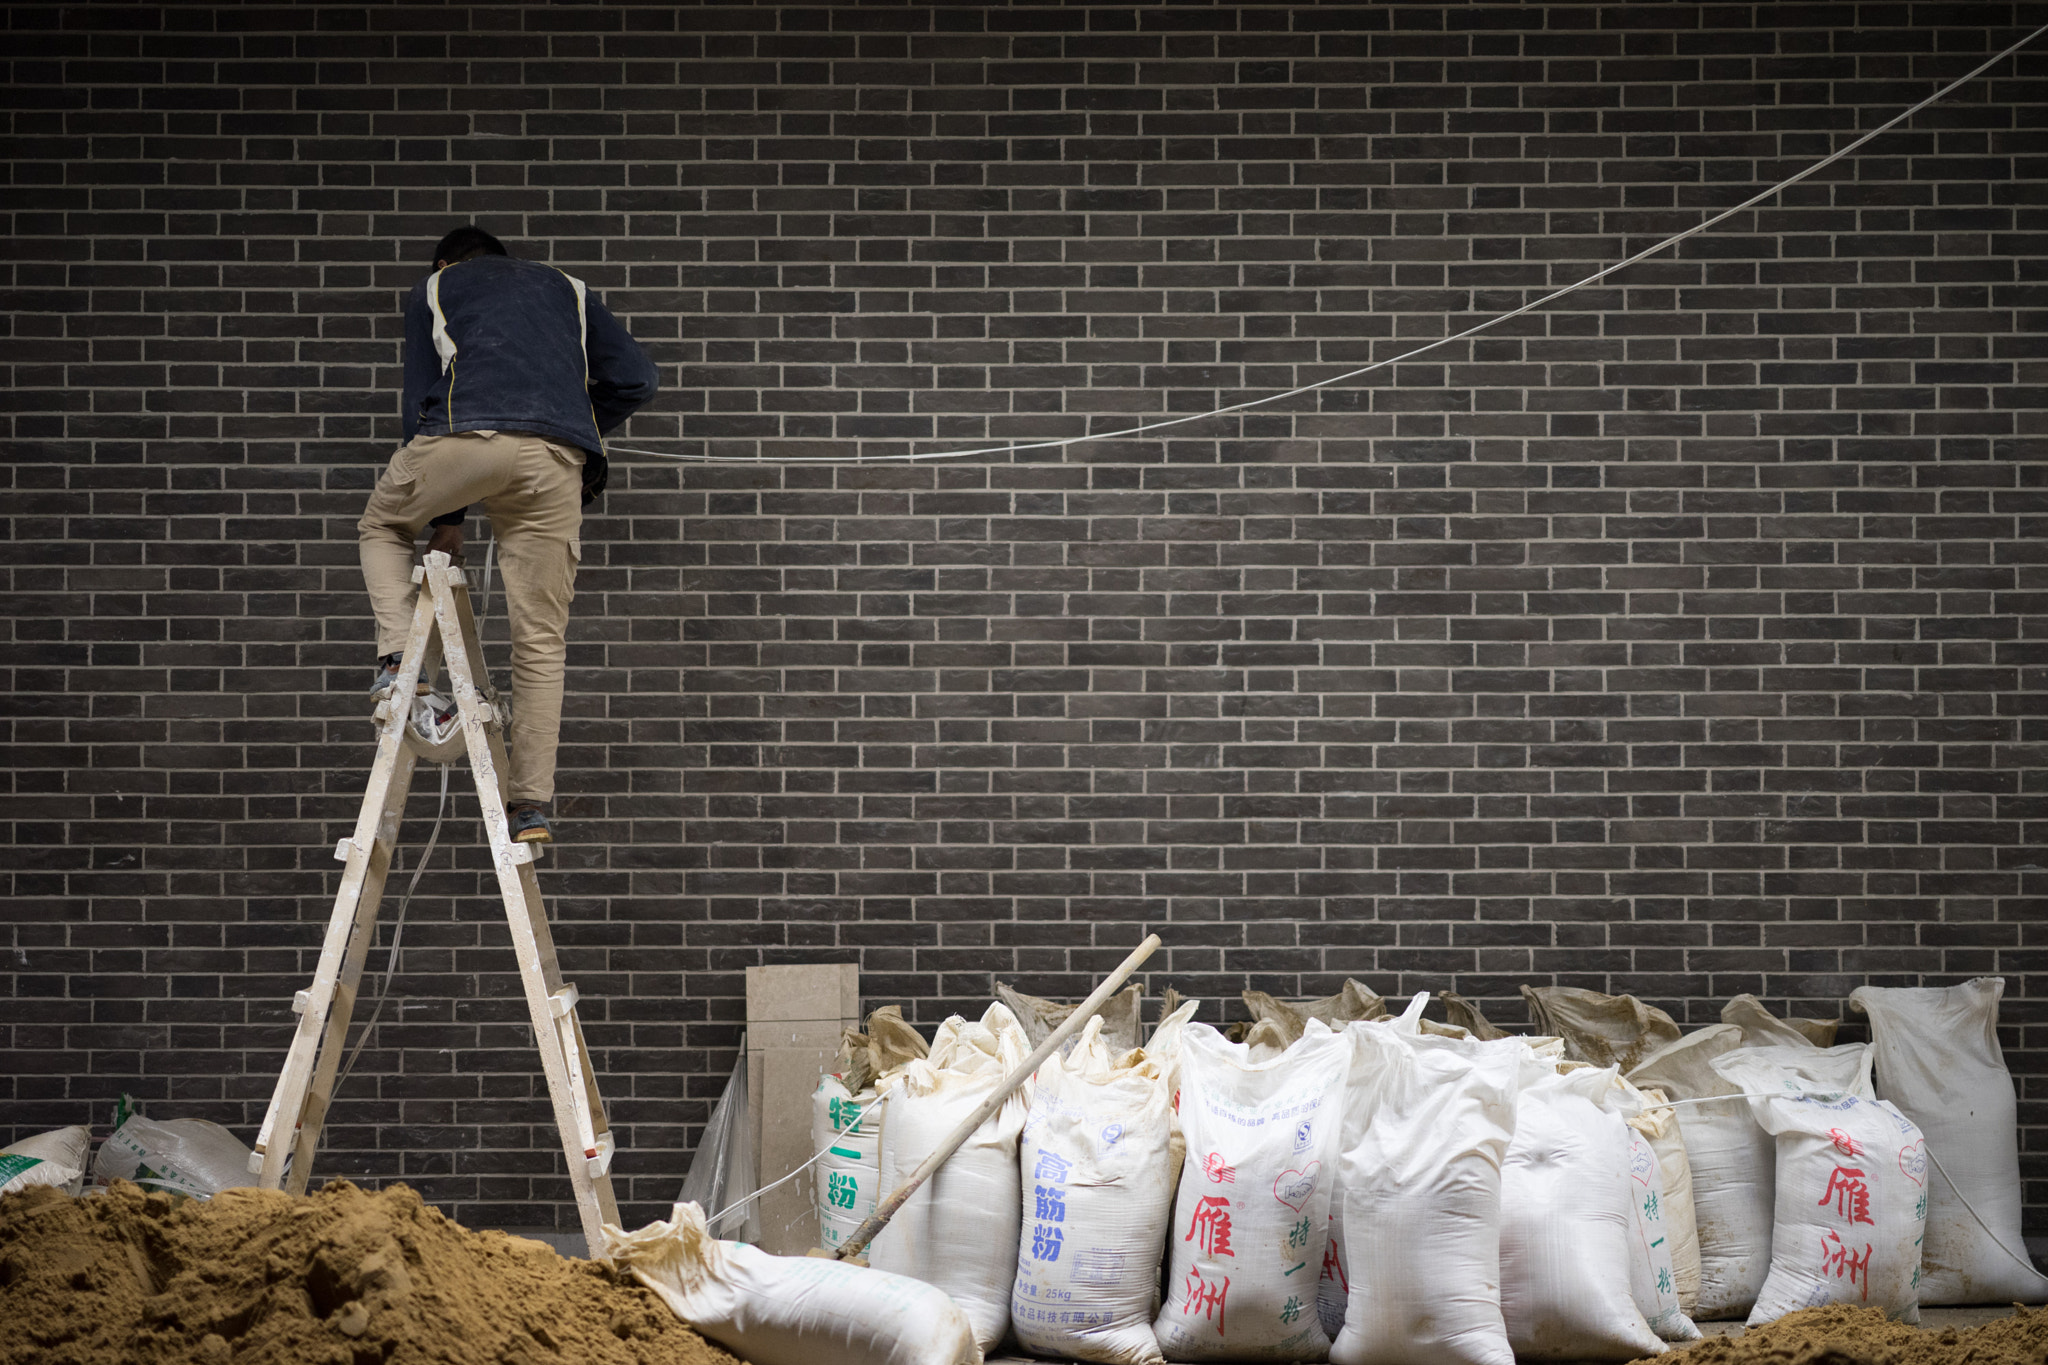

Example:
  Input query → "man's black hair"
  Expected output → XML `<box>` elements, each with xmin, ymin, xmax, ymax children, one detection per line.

<box><xmin>431</xmin><ymin>226</ymin><xmax>508</xmax><ymax>268</ymax></box>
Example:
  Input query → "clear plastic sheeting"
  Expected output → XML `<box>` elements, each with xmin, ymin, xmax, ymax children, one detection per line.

<box><xmin>680</xmin><ymin>1052</ymin><xmax>761</xmax><ymax>1244</ymax></box>
<box><xmin>92</xmin><ymin>1100</ymin><xmax>257</xmax><ymax>1201</ymax></box>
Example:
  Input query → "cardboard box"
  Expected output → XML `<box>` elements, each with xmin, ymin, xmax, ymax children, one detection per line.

<box><xmin>745</xmin><ymin>963</ymin><xmax>860</xmax><ymax>1255</ymax></box>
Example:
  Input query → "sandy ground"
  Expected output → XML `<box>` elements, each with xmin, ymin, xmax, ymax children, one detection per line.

<box><xmin>979</xmin><ymin>1307</ymin><xmax>2038</xmax><ymax>1364</ymax></box>
<box><xmin>497</xmin><ymin>1233</ymin><xmax>2039</xmax><ymax>1362</ymax></box>
<box><xmin>1690</xmin><ymin>1303</ymin><xmax>2025</xmax><ymax>1336</ymax></box>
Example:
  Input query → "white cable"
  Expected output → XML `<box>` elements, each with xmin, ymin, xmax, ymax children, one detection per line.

<box><xmin>1922</xmin><ymin>1143</ymin><xmax>2048</xmax><ymax>1280</ymax></box>
<box><xmin>706</xmin><ymin>1089</ymin><xmax>893</xmax><ymax>1233</ymax></box>
<box><xmin>333</xmin><ymin>761</ymin><xmax>451</xmax><ymax>1096</ymax></box>
<box><xmin>1656</xmin><ymin>1090</ymin><xmax>1813</xmax><ymax>1109</ymax></box>
<box><xmin>607</xmin><ymin>22</ymin><xmax>2045</xmax><ymax>468</ymax></box>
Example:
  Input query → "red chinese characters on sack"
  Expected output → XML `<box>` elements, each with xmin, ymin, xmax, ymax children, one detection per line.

<box><xmin>1819</xmin><ymin>1228</ymin><xmax>1873</xmax><ymax>1300</ymax></box>
<box><xmin>1817</xmin><ymin>1165</ymin><xmax>1875</xmax><ymax>1226</ymax></box>
<box><xmin>1185</xmin><ymin>1194</ymin><xmax>1235</xmax><ymax>1257</ymax></box>
<box><xmin>1183</xmin><ymin>1264</ymin><xmax>1230</xmax><ymax>1336</ymax></box>
<box><xmin>1319</xmin><ymin>1234</ymin><xmax>1348</xmax><ymax>1295</ymax></box>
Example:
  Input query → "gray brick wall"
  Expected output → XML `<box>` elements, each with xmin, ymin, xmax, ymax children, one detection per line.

<box><xmin>4</xmin><ymin>2</ymin><xmax>2045</xmax><ymax>1238</ymax></box>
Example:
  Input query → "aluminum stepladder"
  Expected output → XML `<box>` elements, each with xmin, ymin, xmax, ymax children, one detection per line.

<box><xmin>250</xmin><ymin>549</ymin><xmax>619</xmax><ymax>1254</ymax></box>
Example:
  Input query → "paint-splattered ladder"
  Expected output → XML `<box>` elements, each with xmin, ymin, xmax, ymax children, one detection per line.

<box><xmin>249</xmin><ymin>550</ymin><xmax>618</xmax><ymax>1254</ymax></box>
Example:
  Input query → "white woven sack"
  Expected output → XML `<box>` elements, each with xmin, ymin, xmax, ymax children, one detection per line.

<box><xmin>1329</xmin><ymin>1020</ymin><xmax>1523</xmax><ymax>1365</ymax></box>
<box><xmin>1011</xmin><ymin>1015</ymin><xmax>1176</xmax><ymax>1365</ymax></box>
<box><xmin>1623</xmin><ymin>1100</ymin><xmax>1701</xmax><ymax>1315</ymax></box>
<box><xmin>872</xmin><ymin>1002</ymin><xmax>1031</xmax><ymax>1353</ymax></box>
<box><xmin>1153</xmin><ymin>1019</ymin><xmax>1346</xmax><ymax>1362</ymax></box>
<box><xmin>607</xmin><ymin>1200</ymin><xmax>982</xmax><ymax>1365</ymax></box>
<box><xmin>1619</xmin><ymin>1123</ymin><xmax>1701</xmax><ymax>1342</ymax></box>
<box><xmin>1500</xmin><ymin>1065</ymin><xmax>1666</xmax><ymax>1360</ymax></box>
<box><xmin>1849</xmin><ymin>979</ymin><xmax>2048</xmax><ymax>1305</ymax></box>
<box><xmin>1627</xmin><ymin>1025</ymin><xmax>1776</xmax><ymax>1319</ymax></box>
<box><xmin>1316</xmin><ymin>996</ymin><xmax>1419</xmax><ymax>1340</ymax></box>
<box><xmin>1145</xmin><ymin>999</ymin><xmax>1203</xmax><ymax>1198</ymax></box>
<box><xmin>1315</xmin><ymin>992</ymin><xmax>1461</xmax><ymax>1342</ymax></box>
<box><xmin>814</xmin><ymin>1076</ymin><xmax>883</xmax><ymax>1254</ymax></box>
<box><xmin>1711</xmin><ymin>1044</ymin><xmax>1924</xmax><ymax>1326</ymax></box>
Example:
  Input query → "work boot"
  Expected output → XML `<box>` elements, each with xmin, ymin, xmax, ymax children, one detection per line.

<box><xmin>508</xmin><ymin>802</ymin><xmax>553</xmax><ymax>844</ymax></box>
<box><xmin>369</xmin><ymin>652</ymin><xmax>432</xmax><ymax>699</ymax></box>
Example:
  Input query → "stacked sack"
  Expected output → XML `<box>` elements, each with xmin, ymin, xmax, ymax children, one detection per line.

<box><xmin>1627</xmin><ymin>995</ymin><xmax>1840</xmax><ymax>1319</ymax></box>
<box><xmin>1155</xmin><ymin>1017</ymin><xmax>1348</xmax><ymax>1361</ymax></box>
<box><xmin>788</xmin><ymin>977</ymin><xmax>2044</xmax><ymax>1360</ymax></box>
<box><xmin>610</xmin><ymin>1200</ymin><xmax>982</xmax><ymax>1365</ymax></box>
<box><xmin>1010</xmin><ymin>1003</ymin><xmax>1197</xmax><ymax>1365</ymax></box>
<box><xmin>1850</xmin><ymin>980</ymin><xmax>2048</xmax><ymax>1305</ymax></box>
<box><xmin>1712</xmin><ymin>1043</ymin><xmax>1927</xmax><ymax>1324</ymax></box>
<box><xmin>870</xmin><ymin>1003</ymin><xmax>1033</xmax><ymax>1355</ymax></box>
<box><xmin>1498</xmin><ymin>1062</ymin><xmax>1697</xmax><ymax>1359</ymax></box>
<box><xmin>1327</xmin><ymin>1003</ymin><xmax>1525</xmax><ymax>1365</ymax></box>
<box><xmin>0</xmin><ymin>1125</ymin><xmax>90</xmax><ymax>1196</ymax></box>
<box><xmin>814</xmin><ymin>1007</ymin><xmax>929</xmax><ymax>1255</ymax></box>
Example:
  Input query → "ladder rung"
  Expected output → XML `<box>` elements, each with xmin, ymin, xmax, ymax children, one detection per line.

<box><xmin>549</xmin><ymin>985</ymin><xmax>580</xmax><ymax>1018</ymax></box>
<box><xmin>586</xmin><ymin>1131</ymin><xmax>615</xmax><ymax>1178</ymax></box>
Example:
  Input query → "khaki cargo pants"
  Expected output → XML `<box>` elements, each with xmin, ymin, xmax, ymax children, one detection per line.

<box><xmin>357</xmin><ymin>430</ymin><xmax>582</xmax><ymax>805</ymax></box>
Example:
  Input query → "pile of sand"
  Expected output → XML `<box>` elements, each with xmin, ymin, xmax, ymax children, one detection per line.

<box><xmin>0</xmin><ymin>1179</ymin><xmax>744</xmax><ymax>1365</ymax></box>
<box><xmin>1635</xmin><ymin>1303</ymin><xmax>2048</xmax><ymax>1365</ymax></box>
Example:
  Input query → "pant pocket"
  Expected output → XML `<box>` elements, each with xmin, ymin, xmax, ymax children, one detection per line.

<box><xmin>384</xmin><ymin>445</ymin><xmax>420</xmax><ymax>488</ymax></box>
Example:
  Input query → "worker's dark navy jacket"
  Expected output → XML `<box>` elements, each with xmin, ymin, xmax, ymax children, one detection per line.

<box><xmin>401</xmin><ymin>254</ymin><xmax>658</xmax><ymax>461</ymax></box>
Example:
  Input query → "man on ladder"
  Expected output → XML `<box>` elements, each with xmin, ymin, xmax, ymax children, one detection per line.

<box><xmin>357</xmin><ymin>225</ymin><xmax>659</xmax><ymax>843</ymax></box>
<box><xmin>251</xmin><ymin>228</ymin><xmax>655</xmax><ymax>1251</ymax></box>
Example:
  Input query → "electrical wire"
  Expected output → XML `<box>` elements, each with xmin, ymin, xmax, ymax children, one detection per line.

<box><xmin>606</xmin><ymin>21</ymin><xmax>2046</xmax><ymax>469</ymax></box>
<box><xmin>706</xmin><ymin>1089</ymin><xmax>893</xmax><ymax>1232</ymax></box>
<box><xmin>1923</xmin><ymin>1142</ymin><xmax>2048</xmax><ymax>1281</ymax></box>
<box><xmin>331</xmin><ymin>761</ymin><xmax>450</xmax><ymax>1095</ymax></box>
<box><xmin>331</xmin><ymin>541</ymin><xmax>500</xmax><ymax>1100</ymax></box>
<box><xmin>1658</xmin><ymin>1090</ymin><xmax>1813</xmax><ymax>1109</ymax></box>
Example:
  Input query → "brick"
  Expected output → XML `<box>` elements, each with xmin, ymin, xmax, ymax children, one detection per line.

<box><xmin>0</xmin><ymin>0</ymin><xmax>2042</xmax><ymax>1238</ymax></box>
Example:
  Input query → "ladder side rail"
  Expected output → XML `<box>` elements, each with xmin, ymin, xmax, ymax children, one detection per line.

<box><xmin>286</xmin><ymin>741</ymin><xmax>421</xmax><ymax>1194</ymax></box>
<box><xmin>426</xmin><ymin>555</ymin><xmax>620</xmax><ymax>1253</ymax></box>
<box><xmin>253</xmin><ymin>585</ymin><xmax>438</xmax><ymax>1186</ymax></box>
